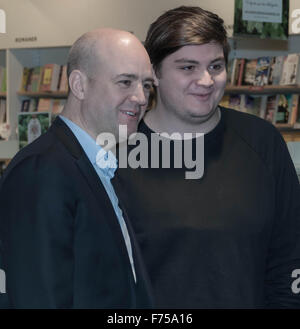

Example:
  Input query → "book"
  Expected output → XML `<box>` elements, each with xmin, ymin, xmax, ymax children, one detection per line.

<box><xmin>29</xmin><ymin>66</ymin><xmax>42</xmax><ymax>92</ymax></box>
<box><xmin>274</xmin><ymin>94</ymin><xmax>293</xmax><ymax>125</ymax></box>
<box><xmin>20</xmin><ymin>67</ymin><xmax>31</xmax><ymax>92</ymax></box>
<box><xmin>24</xmin><ymin>68</ymin><xmax>34</xmax><ymax>92</ymax></box>
<box><xmin>270</xmin><ymin>56</ymin><xmax>285</xmax><ymax>85</ymax></box>
<box><xmin>226</xmin><ymin>59</ymin><xmax>234</xmax><ymax>84</ymax></box>
<box><xmin>232</xmin><ymin>59</ymin><xmax>243</xmax><ymax>85</ymax></box>
<box><xmin>58</xmin><ymin>65</ymin><xmax>68</xmax><ymax>92</ymax></box>
<box><xmin>18</xmin><ymin>112</ymin><xmax>51</xmax><ymax>149</ymax></box>
<box><xmin>242</xmin><ymin>59</ymin><xmax>257</xmax><ymax>86</ymax></box>
<box><xmin>29</xmin><ymin>98</ymin><xmax>38</xmax><ymax>112</ymax></box>
<box><xmin>267</xmin><ymin>57</ymin><xmax>276</xmax><ymax>85</ymax></box>
<box><xmin>254</xmin><ymin>57</ymin><xmax>271</xmax><ymax>86</ymax></box>
<box><xmin>280</xmin><ymin>54</ymin><xmax>300</xmax><ymax>85</ymax></box>
<box><xmin>40</xmin><ymin>64</ymin><xmax>61</xmax><ymax>92</ymax></box>
<box><xmin>52</xmin><ymin>99</ymin><xmax>66</xmax><ymax>115</ymax></box>
<box><xmin>20</xmin><ymin>99</ymin><xmax>30</xmax><ymax>112</ymax></box>
<box><xmin>274</xmin><ymin>94</ymin><xmax>299</xmax><ymax>126</ymax></box>
<box><xmin>264</xmin><ymin>95</ymin><xmax>278</xmax><ymax>124</ymax></box>
<box><xmin>37</xmin><ymin>98</ymin><xmax>53</xmax><ymax>112</ymax></box>
<box><xmin>228</xmin><ymin>94</ymin><xmax>242</xmax><ymax>111</ymax></box>
<box><xmin>237</xmin><ymin>58</ymin><xmax>245</xmax><ymax>86</ymax></box>
<box><xmin>230</xmin><ymin>58</ymin><xmax>238</xmax><ymax>85</ymax></box>
<box><xmin>294</xmin><ymin>104</ymin><xmax>300</xmax><ymax>129</ymax></box>
<box><xmin>289</xmin><ymin>95</ymin><xmax>300</xmax><ymax>126</ymax></box>
<box><xmin>243</xmin><ymin>95</ymin><xmax>265</xmax><ymax>117</ymax></box>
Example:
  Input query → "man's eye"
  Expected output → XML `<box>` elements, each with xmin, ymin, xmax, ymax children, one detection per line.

<box><xmin>119</xmin><ymin>80</ymin><xmax>132</xmax><ymax>87</ymax></box>
<box><xmin>208</xmin><ymin>63</ymin><xmax>224</xmax><ymax>72</ymax></box>
<box><xmin>180</xmin><ymin>66</ymin><xmax>195</xmax><ymax>71</ymax></box>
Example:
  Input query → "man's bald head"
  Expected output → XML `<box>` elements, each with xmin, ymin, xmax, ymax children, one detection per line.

<box><xmin>62</xmin><ymin>28</ymin><xmax>153</xmax><ymax>140</ymax></box>
<box><xmin>67</xmin><ymin>28</ymin><xmax>147</xmax><ymax>80</ymax></box>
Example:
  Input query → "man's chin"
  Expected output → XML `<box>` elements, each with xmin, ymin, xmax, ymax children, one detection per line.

<box><xmin>187</xmin><ymin>107</ymin><xmax>216</xmax><ymax>120</ymax></box>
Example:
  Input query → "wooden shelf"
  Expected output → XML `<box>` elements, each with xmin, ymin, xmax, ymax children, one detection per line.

<box><xmin>0</xmin><ymin>92</ymin><xmax>6</xmax><ymax>98</ymax></box>
<box><xmin>225</xmin><ymin>85</ymin><xmax>300</xmax><ymax>95</ymax></box>
<box><xmin>277</xmin><ymin>126</ymin><xmax>300</xmax><ymax>132</ymax></box>
<box><xmin>17</xmin><ymin>91</ymin><xmax>68</xmax><ymax>98</ymax></box>
<box><xmin>280</xmin><ymin>130</ymin><xmax>300</xmax><ymax>142</ymax></box>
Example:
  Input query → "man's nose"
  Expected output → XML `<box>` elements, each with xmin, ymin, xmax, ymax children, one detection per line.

<box><xmin>130</xmin><ymin>84</ymin><xmax>147</xmax><ymax>105</ymax></box>
<box><xmin>195</xmin><ymin>70</ymin><xmax>214</xmax><ymax>87</ymax></box>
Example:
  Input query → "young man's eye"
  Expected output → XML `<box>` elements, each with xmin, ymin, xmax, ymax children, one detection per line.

<box><xmin>180</xmin><ymin>66</ymin><xmax>195</xmax><ymax>71</ymax></box>
<box><xmin>208</xmin><ymin>63</ymin><xmax>224</xmax><ymax>72</ymax></box>
<box><xmin>143</xmin><ymin>82</ymin><xmax>153</xmax><ymax>90</ymax></box>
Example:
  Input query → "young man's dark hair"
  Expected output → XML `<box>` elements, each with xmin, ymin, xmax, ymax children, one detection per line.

<box><xmin>144</xmin><ymin>6</ymin><xmax>230</xmax><ymax>74</ymax></box>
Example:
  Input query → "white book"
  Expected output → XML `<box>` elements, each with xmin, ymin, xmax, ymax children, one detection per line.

<box><xmin>280</xmin><ymin>54</ymin><xmax>300</xmax><ymax>85</ymax></box>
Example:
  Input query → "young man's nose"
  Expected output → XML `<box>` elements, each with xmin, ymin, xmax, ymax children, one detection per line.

<box><xmin>195</xmin><ymin>70</ymin><xmax>214</xmax><ymax>87</ymax></box>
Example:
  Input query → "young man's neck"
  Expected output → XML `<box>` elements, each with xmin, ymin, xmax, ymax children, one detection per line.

<box><xmin>144</xmin><ymin>105</ymin><xmax>221</xmax><ymax>136</ymax></box>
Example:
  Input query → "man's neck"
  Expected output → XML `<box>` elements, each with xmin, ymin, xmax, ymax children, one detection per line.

<box><xmin>61</xmin><ymin>102</ymin><xmax>97</xmax><ymax>141</ymax></box>
<box><xmin>144</xmin><ymin>106</ymin><xmax>221</xmax><ymax>136</ymax></box>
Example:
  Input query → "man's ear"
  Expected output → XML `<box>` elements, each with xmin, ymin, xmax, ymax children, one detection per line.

<box><xmin>152</xmin><ymin>66</ymin><xmax>159</xmax><ymax>86</ymax></box>
<box><xmin>68</xmin><ymin>70</ymin><xmax>87</xmax><ymax>100</ymax></box>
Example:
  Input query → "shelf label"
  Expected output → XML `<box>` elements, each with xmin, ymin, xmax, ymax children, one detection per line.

<box><xmin>15</xmin><ymin>36</ymin><xmax>37</xmax><ymax>43</ymax></box>
<box><xmin>242</xmin><ymin>0</ymin><xmax>282</xmax><ymax>23</ymax></box>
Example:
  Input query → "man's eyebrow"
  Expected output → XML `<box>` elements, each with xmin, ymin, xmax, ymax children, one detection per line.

<box><xmin>174</xmin><ymin>59</ymin><xmax>199</xmax><ymax>65</ymax></box>
<box><xmin>144</xmin><ymin>77</ymin><xmax>155</xmax><ymax>83</ymax></box>
<box><xmin>211</xmin><ymin>57</ymin><xmax>225</xmax><ymax>63</ymax></box>
<box><xmin>114</xmin><ymin>74</ymin><xmax>155</xmax><ymax>83</ymax></box>
<box><xmin>114</xmin><ymin>73</ymin><xmax>138</xmax><ymax>80</ymax></box>
<box><xmin>174</xmin><ymin>57</ymin><xmax>225</xmax><ymax>64</ymax></box>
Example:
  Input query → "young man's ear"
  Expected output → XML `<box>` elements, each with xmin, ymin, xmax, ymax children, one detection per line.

<box><xmin>68</xmin><ymin>70</ymin><xmax>87</xmax><ymax>100</ymax></box>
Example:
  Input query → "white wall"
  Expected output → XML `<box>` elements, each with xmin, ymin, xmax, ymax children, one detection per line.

<box><xmin>0</xmin><ymin>0</ymin><xmax>234</xmax><ymax>49</ymax></box>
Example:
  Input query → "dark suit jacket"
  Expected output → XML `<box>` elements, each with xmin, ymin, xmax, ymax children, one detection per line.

<box><xmin>0</xmin><ymin>117</ymin><xmax>153</xmax><ymax>308</ymax></box>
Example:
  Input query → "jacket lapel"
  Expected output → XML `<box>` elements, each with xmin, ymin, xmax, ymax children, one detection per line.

<box><xmin>50</xmin><ymin>117</ymin><xmax>154</xmax><ymax>306</ymax></box>
<box><xmin>49</xmin><ymin>117</ymin><xmax>135</xmax><ymax>280</ymax></box>
<box><xmin>116</xmin><ymin>192</ymin><xmax>154</xmax><ymax>308</ymax></box>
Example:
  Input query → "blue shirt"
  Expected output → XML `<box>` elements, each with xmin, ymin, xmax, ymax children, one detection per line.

<box><xmin>59</xmin><ymin>115</ymin><xmax>136</xmax><ymax>282</ymax></box>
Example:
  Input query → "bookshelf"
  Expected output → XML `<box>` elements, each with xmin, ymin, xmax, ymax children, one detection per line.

<box><xmin>17</xmin><ymin>91</ymin><xmax>68</xmax><ymax>99</ymax></box>
<box><xmin>224</xmin><ymin>40</ymin><xmax>300</xmax><ymax>142</ymax></box>
<box><xmin>224</xmin><ymin>84</ymin><xmax>300</xmax><ymax>140</ymax></box>
<box><xmin>0</xmin><ymin>46</ymin><xmax>70</xmax><ymax>159</ymax></box>
<box><xmin>225</xmin><ymin>85</ymin><xmax>300</xmax><ymax>95</ymax></box>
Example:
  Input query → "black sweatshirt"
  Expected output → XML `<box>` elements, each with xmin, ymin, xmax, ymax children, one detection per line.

<box><xmin>113</xmin><ymin>107</ymin><xmax>300</xmax><ymax>308</ymax></box>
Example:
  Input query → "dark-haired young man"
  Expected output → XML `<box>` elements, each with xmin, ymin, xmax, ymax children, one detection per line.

<box><xmin>114</xmin><ymin>6</ymin><xmax>300</xmax><ymax>308</ymax></box>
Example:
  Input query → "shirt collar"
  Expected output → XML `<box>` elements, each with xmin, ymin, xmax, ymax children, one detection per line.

<box><xmin>59</xmin><ymin>115</ymin><xmax>117</xmax><ymax>179</ymax></box>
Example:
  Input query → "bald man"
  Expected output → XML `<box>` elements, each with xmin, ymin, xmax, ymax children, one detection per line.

<box><xmin>0</xmin><ymin>29</ymin><xmax>154</xmax><ymax>308</ymax></box>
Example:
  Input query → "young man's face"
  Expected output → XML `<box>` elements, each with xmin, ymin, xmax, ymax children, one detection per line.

<box><xmin>156</xmin><ymin>42</ymin><xmax>227</xmax><ymax>125</ymax></box>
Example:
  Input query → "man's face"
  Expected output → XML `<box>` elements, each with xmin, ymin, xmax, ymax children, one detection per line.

<box><xmin>156</xmin><ymin>42</ymin><xmax>227</xmax><ymax>125</ymax></box>
<box><xmin>83</xmin><ymin>41</ymin><xmax>153</xmax><ymax>140</ymax></box>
